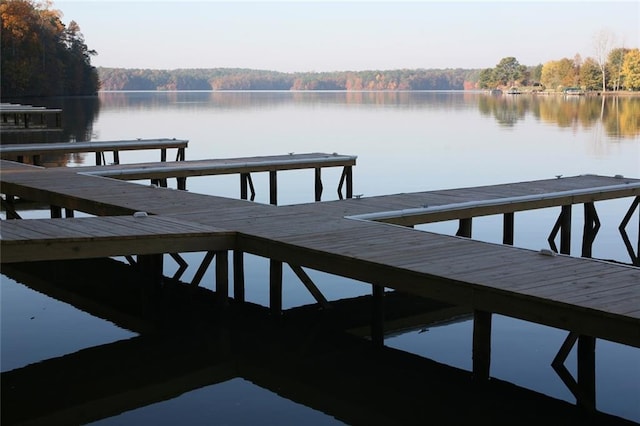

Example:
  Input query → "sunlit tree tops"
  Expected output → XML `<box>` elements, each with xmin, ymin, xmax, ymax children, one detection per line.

<box><xmin>1</xmin><ymin>0</ymin><xmax>99</xmax><ymax>97</ymax></box>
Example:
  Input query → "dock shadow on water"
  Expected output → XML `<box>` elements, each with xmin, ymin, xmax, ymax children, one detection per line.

<box><xmin>1</xmin><ymin>258</ymin><xmax>635</xmax><ymax>426</ymax></box>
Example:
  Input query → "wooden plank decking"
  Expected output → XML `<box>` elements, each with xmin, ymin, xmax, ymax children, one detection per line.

<box><xmin>78</xmin><ymin>152</ymin><xmax>357</xmax><ymax>180</ymax></box>
<box><xmin>0</xmin><ymin>215</ymin><xmax>234</xmax><ymax>263</ymax></box>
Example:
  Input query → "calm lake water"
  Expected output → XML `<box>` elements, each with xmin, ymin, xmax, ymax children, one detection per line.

<box><xmin>1</xmin><ymin>91</ymin><xmax>639</xmax><ymax>424</ymax></box>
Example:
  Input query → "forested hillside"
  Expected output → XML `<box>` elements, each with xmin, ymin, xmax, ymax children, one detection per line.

<box><xmin>0</xmin><ymin>0</ymin><xmax>99</xmax><ymax>97</ymax></box>
<box><xmin>98</xmin><ymin>67</ymin><xmax>481</xmax><ymax>91</ymax></box>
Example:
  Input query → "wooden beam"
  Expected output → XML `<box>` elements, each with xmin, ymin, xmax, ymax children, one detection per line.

<box><xmin>50</xmin><ymin>205</ymin><xmax>62</xmax><ymax>218</ymax></box>
<box><xmin>233</xmin><ymin>250</ymin><xmax>245</xmax><ymax>302</ymax></box>
<box><xmin>456</xmin><ymin>218</ymin><xmax>472</xmax><ymax>238</ymax></box>
<box><xmin>288</xmin><ymin>263</ymin><xmax>329</xmax><ymax>309</ymax></box>
<box><xmin>137</xmin><ymin>253</ymin><xmax>164</xmax><ymax>288</ymax></box>
<box><xmin>190</xmin><ymin>251</ymin><xmax>215</xmax><ymax>287</ymax></box>
<box><xmin>240</xmin><ymin>173</ymin><xmax>249</xmax><ymax>200</ymax></box>
<box><xmin>270</xmin><ymin>260</ymin><xmax>283</xmax><ymax>315</ymax></box>
<box><xmin>269</xmin><ymin>171</ymin><xmax>277</xmax><ymax>205</ymax></box>
<box><xmin>216</xmin><ymin>250</ymin><xmax>229</xmax><ymax>307</ymax></box>
<box><xmin>577</xmin><ymin>335</ymin><xmax>596</xmax><ymax>411</ymax></box>
<box><xmin>472</xmin><ymin>310</ymin><xmax>492</xmax><ymax>381</ymax></box>
<box><xmin>315</xmin><ymin>167</ymin><xmax>322</xmax><ymax>202</ymax></box>
<box><xmin>372</xmin><ymin>284</ymin><xmax>385</xmax><ymax>346</ymax></box>
<box><xmin>503</xmin><ymin>212</ymin><xmax>514</xmax><ymax>245</ymax></box>
<box><xmin>560</xmin><ymin>205</ymin><xmax>572</xmax><ymax>255</ymax></box>
<box><xmin>582</xmin><ymin>203</ymin><xmax>600</xmax><ymax>258</ymax></box>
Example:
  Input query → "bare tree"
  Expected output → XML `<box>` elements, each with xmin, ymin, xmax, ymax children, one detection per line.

<box><xmin>593</xmin><ymin>29</ymin><xmax>615</xmax><ymax>92</ymax></box>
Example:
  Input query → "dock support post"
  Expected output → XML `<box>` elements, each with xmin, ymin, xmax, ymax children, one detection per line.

<box><xmin>315</xmin><ymin>167</ymin><xmax>323</xmax><ymax>202</ymax></box>
<box><xmin>337</xmin><ymin>166</ymin><xmax>353</xmax><ymax>199</ymax></box>
<box><xmin>176</xmin><ymin>147</ymin><xmax>185</xmax><ymax>161</ymax></box>
<box><xmin>95</xmin><ymin>152</ymin><xmax>106</xmax><ymax>166</ymax></box>
<box><xmin>216</xmin><ymin>251</ymin><xmax>229</xmax><ymax>307</ymax></box>
<box><xmin>582</xmin><ymin>202</ymin><xmax>600</xmax><ymax>258</ymax></box>
<box><xmin>65</xmin><ymin>208</ymin><xmax>74</xmax><ymax>218</ymax></box>
<box><xmin>270</xmin><ymin>260</ymin><xmax>283</xmax><ymax>316</ymax></box>
<box><xmin>1</xmin><ymin>196</ymin><xmax>21</xmax><ymax>219</ymax></box>
<box><xmin>456</xmin><ymin>218</ymin><xmax>472</xmax><ymax>238</ymax></box>
<box><xmin>548</xmin><ymin>205</ymin><xmax>572</xmax><ymax>255</ymax></box>
<box><xmin>472</xmin><ymin>310</ymin><xmax>492</xmax><ymax>381</ymax></box>
<box><xmin>240</xmin><ymin>173</ymin><xmax>256</xmax><ymax>201</ymax></box>
<box><xmin>233</xmin><ymin>250</ymin><xmax>245</xmax><ymax>302</ymax></box>
<box><xmin>552</xmin><ymin>332</ymin><xmax>597</xmax><ymax>411</ymax></box>
<box><xmin>503</xmin><ymin>212</ymin><xmax>514</xmax><ymax>245</ymax></box>
<box><xmin>138</xmin><ymin>254</ymin><xmax>164</xmax><ymax>288</ymax></box>
<box><xmin>619</xmin><ymin>196</ymin><xmax>639</xmax><ymax>265</ymax></box>
<box><xmin>577</xmin><ymin>335</ymin><xmax>596</xmax><ymax>411</ymax></box>
<box><xmin>372</xmin><ymin>284</ymin><xmax>385</xmax><ymax>347</ymax></box>
<box><xmin>177</xmin><ymin>177</ymin><xmax>187</xmax><ymax>191</ymax></box>
<box><xmin>169</xmin><ymin>253</ymin><xmax>188</xmax><ymax>280</ymax></box>
<box><xmin>50</xmin><ymin>205</ymin><xmax>62</xmax><ymax>218</ymax></box>
<box><xmin>346</xmin><ymin>166</ymin><xmax>353</xmax><ymax>199</ymax></box>
<box><xmin>190</xmin><ymin>251</ymin><xmax>215</xmax><ymax>287</ymax></box>
<box><xmin>288</xmin><ymin>264</ymin><xmax>329</xmax><ymax>309</ymax></box>
<box><xmin>560</xmin><ymin>205</ymin><xmax>572</xmax><ymax>255</ymax></box>
<box><xmin>233</xmin><ymin>174</ymin><xmax>252</xmax><ymax>303</ymax></box>
<box><xmin>240</xmin><ymin>173</ymin><xmax>248</xmax><ymax>200</ymax></box>
<box><xmin>269</xmin><ymin>171</ymin><xmax>278</xmax><ymax>205</ymax></box>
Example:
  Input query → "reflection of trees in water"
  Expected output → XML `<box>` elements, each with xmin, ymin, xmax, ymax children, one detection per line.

<box><xmin>97</xmin><ymin>91</ymin><xmax>479</xmax><ymax>112</ymax></box>
<box><xmin>63</xmin><ymin>97</ymin><xmax>100</xmax><ymax>142</ymax></box>
<box><xmin>477</xmin><ymin>95</ymin><xmax>529</xmax><ymax>127</ymax></box>
<box><xmin>604</xmin><ymin>97</ymin><xmax>640</xmax><ymax>139</ymax></box>
<box><xmin>97</xmin><ymin>91</ymin><xmax>639</xmax><ymax>139</ymax></box>
<box><xmin>479</xmin><ymin>94</ymin><xmax>639</xmax><ymax>139</ymax></box>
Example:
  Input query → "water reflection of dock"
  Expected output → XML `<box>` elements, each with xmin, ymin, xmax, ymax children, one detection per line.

<box><xmin>1</xmin><ymin>148</ymin><xmax>639</xmax><ymax>421</ymax></box>
<box><xmin>2</xmin><ymin>258</ymin><xmax>635</xmax><ymax>426</ymax></box>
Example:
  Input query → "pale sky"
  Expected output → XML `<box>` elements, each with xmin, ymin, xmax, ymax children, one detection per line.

<box><xmin>54</xmin><ymin>0</ymin><xmax>639</xmax><ymax>72</ymax></box>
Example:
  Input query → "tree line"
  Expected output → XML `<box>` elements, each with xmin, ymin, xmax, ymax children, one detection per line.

<box><xmin>1</xmin><ymin>0</ymin><xmax>99</xmax><ymax>97</ymax></box>
<box><xmin>478</xmin><ymin>48</ymin><xmax>640</xmax><ymax>92</ymax></box>
<box><xmin>97</xmin><ymin>67</ymin><xmax>480</xmax><ymax>91</ymax></box>
<box><xmin>2</xmin><ymin>1</ymin><xmax>638</xmax><ymax>97</ymax></box>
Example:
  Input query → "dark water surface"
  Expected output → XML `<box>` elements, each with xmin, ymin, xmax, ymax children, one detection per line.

<box><xmin>1</xmin><ymin>91</ymin><xmax>639</xmax><ymax>424</ymax></box>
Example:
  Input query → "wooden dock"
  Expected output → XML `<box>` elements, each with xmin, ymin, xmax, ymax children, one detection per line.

<box><xmin>78</xmin><ymin>152</ymin><xmax>356</xmax><ymax>197</ymax></box>
<box><xmin>0</xmin><ymin>103</ymin><xmax>62</xmax><ymax>132</ymax></box>
<box><xmin>1</xmin><ymin>155</ymin><xmax>639</xmax><ymax>414</ymax></box>
<box><xmin>0</xmin><ymin>138</ymin><xmax>188</xmax><ymax>165</ymax></box>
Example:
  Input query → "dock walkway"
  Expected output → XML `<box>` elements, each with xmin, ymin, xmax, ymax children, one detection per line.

<box><xmin>1</xmin><ymin>157</ymin><xmax>639</xmax><ymax>413</ymax></box>
<box><xmin>0</xmin><ymin>138</ymin><xmax>188</xmax><ymax>165</ymax></box>
<box><xmin>0</xmin><ymin>103</ymin><xmax>62</xmax><ymax>132</ymax></box>
<box><xmin>78</xmin><ymin>152</ymin><xmax>356</xmax><ymax>197</ymax></box>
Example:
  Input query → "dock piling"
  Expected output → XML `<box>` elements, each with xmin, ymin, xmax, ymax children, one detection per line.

<box><xmin>371</xmin><ymin>284</ymin><xmax>385</xmax><ymax>346</ymax></box>
<box><xmin>472</xmin><ymin>310</ymin><xmax>492</xmax><ymax>381</ymax></box>
<box><xmin>269</xmin><ymin>260</ymin><xmax>283</xmax><ymax>316</ymax></box>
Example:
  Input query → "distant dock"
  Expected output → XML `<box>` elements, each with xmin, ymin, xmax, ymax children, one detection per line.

<box><xmin>0</xmin><ymin>103</ymin><xmax>62</xmax><ymax>132</ymax></box>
